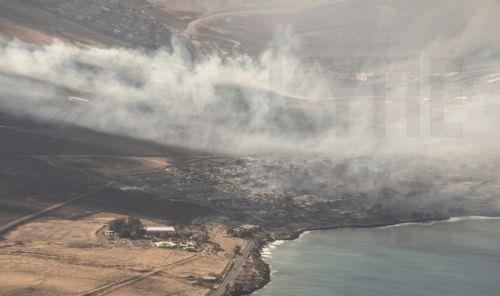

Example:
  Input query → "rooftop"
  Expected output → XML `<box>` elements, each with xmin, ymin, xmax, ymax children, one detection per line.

<box><xmin>145</xmin><ymin>226</ymin><xmax>176</xmax><ymax>232</ymax></box>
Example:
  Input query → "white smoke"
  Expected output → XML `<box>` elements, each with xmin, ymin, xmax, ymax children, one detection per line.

<box><xmin>0</xmin><ymin>26</ymin><xmax>499</xmax><ymax>157</ymax></box>
<box><xmin>1</xmin><ymin>1</ymin><xmax>500</xmax><ymax>215</ymax></box>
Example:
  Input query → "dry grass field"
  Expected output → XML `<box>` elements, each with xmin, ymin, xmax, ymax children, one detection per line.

<box><xmin>0</xmin><ymin>214</ymin><xmax>239</xmax><ymax>295</ymax></box>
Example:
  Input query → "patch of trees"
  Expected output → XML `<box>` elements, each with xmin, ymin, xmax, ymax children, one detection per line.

<box><xmin>109</xmin><ymin>217</ymin><xmax>145</xmax><ymax>239</ymax></box>
<box><xmin>229</xmin><ymin>281</ymin><xmax>245</xmax><ymax>295</ymax></box>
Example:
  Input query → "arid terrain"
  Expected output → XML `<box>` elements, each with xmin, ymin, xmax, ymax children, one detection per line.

<box><xmin>1</xmin><ymin>212</ymin><xmax>243</xmax><ymax>295</ymax></box>
<box><xmin>0</xmin><ymin>110</ymin><xmax>269</xmax><ymax>296</ymax></box>
<box><xmin>2</xmin><ymin>1</ymin><xmax>500</xmax><ymax>296</ymax></box>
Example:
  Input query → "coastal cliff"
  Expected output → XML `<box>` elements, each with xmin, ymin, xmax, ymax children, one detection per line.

<box><xmin>225</xmin><ymin>241</ymin><xmax>270</xmax><ymax>296</ymax></box>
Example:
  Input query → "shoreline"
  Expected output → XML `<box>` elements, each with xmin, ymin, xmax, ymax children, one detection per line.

<box><xmin>248</xmin><ymin>215</ymin><xmax>500</xmax><ymax>296</ymax></box>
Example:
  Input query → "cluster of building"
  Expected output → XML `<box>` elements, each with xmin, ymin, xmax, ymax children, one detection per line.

<box><xmin>228</xmin><ymin>224</ymin><xmax>260</xmax><ymax>238</ymax></box>
<box><xmin>116</xmin><ymin>155</ymin><xmax>436</xmax><ymax>229</ymax></box>
<box><xmin>145</xmin><ymin>225</ymin><xmax>205</xmax><ymax>252</ymax></box>
<box><xmin>104</xmin><ymin>223</ymin><xmax>205</xmax><ymax>252</ymax></box>
<box><xmin>27</xmin><ymin>0</ymin><xmax>174</xmax><ymax>49</ymax></box>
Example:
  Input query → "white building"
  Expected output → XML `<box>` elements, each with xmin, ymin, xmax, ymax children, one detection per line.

<box><xmin>145</xmin><ymin>226</ymin><xmax>177</xmax><ymax>238</ymax></box>
<box><xmin>154</xmin><ymin>241</ymin><xmax>177</xmax><ymax>248</ymax></box>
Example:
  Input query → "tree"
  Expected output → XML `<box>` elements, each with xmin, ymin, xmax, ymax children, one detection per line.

<box><xmin>109</xmin><ymin>217</ymin><xmax>145</xmax><ymax>239</ymax></box>
<box><xmin>233</xmin><ymin>245</ymin><xmax>242</xmax><ymax>256</ymax></box>
<box><xmin>127</xmin><ymin>217</ymin><xmax>146</xmax><ymax>239</ymax></box>
<box><xmin>230</xmin><ymin>281</ymin><xmax>245</xmax><ymax>295</ymax></box>
<box><xmin>109</xmin><ymin>217</ymin><xmax>129</xmax><ymax>237</ymax></box>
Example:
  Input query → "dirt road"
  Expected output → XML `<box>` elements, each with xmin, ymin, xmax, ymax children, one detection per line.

<box><xmin>79</xmin><ymin>254</ymin><xmax>198</xmax><ymax>296</ymax></box>
<box><xmin>0</xmin><ymin>182</ymin><xmax>112</xmax><ymax>236</ymax></box>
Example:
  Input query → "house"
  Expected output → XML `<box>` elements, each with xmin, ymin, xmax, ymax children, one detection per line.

<box><xmin>181</xmin><ymin>241</ymin><xmax>198</xmax><ymax>252</ymax></box>
<box><xmin>229</xmin><ymin>224</ymin><xmax>260</xmax><ymax>237</ymax></box>
<box><xmin>103</xmin><ymin>229</ymin><xmax>116</xmax><ymax>240</ymax></box>
<box><xmin>145</xmin><ymin>226</ymin><xmax>177</xmax><ymax>238</ymax></box>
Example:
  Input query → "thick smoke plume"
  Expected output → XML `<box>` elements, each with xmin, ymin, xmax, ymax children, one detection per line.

<box><xmin>1</xmin><ymin>1</ymin><xmax>500</xmax><ymax>215</ymax></box>
<box><xmin>1</xmin><ymin>34</ymin><xmax>499</xmax><ymax>157</ymax></box>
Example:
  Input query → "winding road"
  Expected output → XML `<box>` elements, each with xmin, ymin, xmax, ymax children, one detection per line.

<box><xmin>181</xmin><ymin>1</ymin><xmax>350</xmax><ymax>103</ymax></box>
<box><xmin>184</xmin><ymin>1</ymin><xmax>341</xmax><ymax>57</ymax></box>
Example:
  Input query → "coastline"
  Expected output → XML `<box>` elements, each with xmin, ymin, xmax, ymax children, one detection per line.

<box><xmin>248</xmin><ymin>215</ymin><xmax>500</xmax><ymax>296</ymax></box>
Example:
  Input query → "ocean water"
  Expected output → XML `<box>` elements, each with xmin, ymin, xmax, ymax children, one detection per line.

<box><xmin>254</xmin><ymin>217</ymin><xmax>500</xmax><ymax>296</ymax></box>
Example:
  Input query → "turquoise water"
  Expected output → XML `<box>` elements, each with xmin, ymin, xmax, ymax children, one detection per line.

<box><xmin>254</xmin><ymin>217</ymin><xmax>500</xmax><ymax>296</ymax></box>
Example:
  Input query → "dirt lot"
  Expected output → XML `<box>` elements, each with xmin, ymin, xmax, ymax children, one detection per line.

<box><xmin>208</xmin><ymin>224</ymin><xmax>246</xmax><ymax>257</ymax></box>
<box><xmin>0</xmin><ymin>214</ymin><xmax>240</xmax><ymax>296</ymax></box>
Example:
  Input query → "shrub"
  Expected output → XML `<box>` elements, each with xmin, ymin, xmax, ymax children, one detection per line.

<box><xmin>109</xmin><ymin>217</ymin><xmax>145</xmax><ymax>239</ymax></box>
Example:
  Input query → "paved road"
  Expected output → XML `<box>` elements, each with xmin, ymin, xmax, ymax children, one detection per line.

<box><xmin>79</xmin><ymin>254</ymin><xmax>198</xmax><ymax>296</ymax></box>
<box><xmin>212</xmin><ymin>240</ymin><xmax>255</xmax><ymax>296</ymax></box>
<box><xmin>0</xmin><ymin>182</ymin><xmax>112</xmax><ymax>236</ymax></box>
<box><xmin>184</xmin><ymin>1</ymin><xmax>338</xmax><ymax>56</ymax></box>
<box><xmin>185</xmin><ymin>8</ymin><xmax>292</xmax><ymax>56</ymax></box>
<box><xmin>95</xmin><ymin>226</ymin><xmax>114</xmax><ymax>248</ymax></box>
